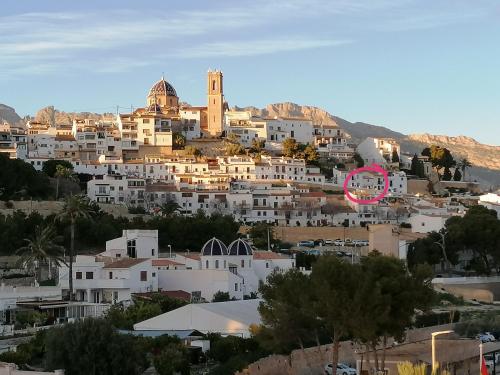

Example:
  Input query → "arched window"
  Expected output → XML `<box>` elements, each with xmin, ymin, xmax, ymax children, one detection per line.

<box><xmin>206</xmin><ymin>260</ymin><xmax>209</xmax><ymax>269</ymax></box>
<box><xmin>224</xmin><ymin>260</ymin><xmax>227</xmax><ymax>268</ymax></box>
<box><xmin>241</xmin><ymin>259</ymin><xmax>245</xmax><ymax>268</ymax></box>
<box><xmin>215</xmin><ymin>260</ymin><xmax>219</xmax><ymax>269</ymax></box>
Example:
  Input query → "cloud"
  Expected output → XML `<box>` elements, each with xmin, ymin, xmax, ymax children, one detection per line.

<box><xmin>173</xmin><ymin>38</ymin><xmax>351</xmax><ymax>58</ymax></box>
<box><xmin>0</xmin><ymin>0</ymin><xmax>493</xmax><ymax>77</ymax></box>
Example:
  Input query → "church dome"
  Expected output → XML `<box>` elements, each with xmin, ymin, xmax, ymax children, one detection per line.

<box><xmin>228</xmin><ymin>239</ymin><xmax>253</xmax><ymax>256</ymax></box>
<box><xmin>149</xmin><ymin>76</ymin><xmax>177</xmax><ymax>98</ymax></box>
<box><xmin>201</xmin><ymin>238</ymin><xmax>228</xmax><ymax>256</ymax></box>
<box><xmin>147</xmin><ymin>103</ymin><xmax>162</xmax><ymax>113</ymax></box>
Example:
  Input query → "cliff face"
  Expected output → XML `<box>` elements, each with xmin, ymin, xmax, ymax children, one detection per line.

<box><xmin>0</xmin><ymin>104</ymin><xmax>23</xmax><ymax>126</ymax></box>
<box><xmin>406</xmin><ymin>133</ymin><xmax>500</xmax><ymax>172</ymax></box>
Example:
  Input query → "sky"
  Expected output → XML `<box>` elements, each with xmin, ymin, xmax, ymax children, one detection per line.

<box><xmin>0</xmin><ymin>0</ymin><xmax>499</xmax><ymax>145</ymax></box>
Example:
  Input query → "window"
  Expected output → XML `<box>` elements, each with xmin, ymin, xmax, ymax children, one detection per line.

<box><xmin>266</xmin><ymin>262</ymin><xmax>269</xmax><ymax>269</ymax></box>
<box><xmin>76</xmin><ymin>271</ymin><xmax>82</xmax><ymax>279</ymax></box>
<box><xmin>109</xmin><ymin>272</ymin><xmax>113</xmax><ymax>279</ymax></box>
<box><xmin>215</xmin><ymin>260</ymin><xmax>219</xmax><ymax>269</ymax></box>
<box><xmin>86</xmin><ymin>272</ymin><xmax>93</xmax><ymax>279</ymax></box>
<box><xmin>127</xmin><ymin>239</ymin><xmax>136</xmax><ymax>258</ymax></box>
<box><xmin>241</xmin><ymin>259</ymin><xmax>245</xmax><ymax>268</ymax></box>
<box><xmin>235</xmin><ymin>283</ymin><xmax>238</xmax><ymax>291</ymax></box>
<box><xmin>151</xmin><ymin>248</ymin><xmax>155</xmax><ymax>256</ymax></box>
<box><xmin>140</xmin><ymin>271</ymin><xmax>147</xmax><ymax>281</ymax></box>
<box><xmin>152</xmin><ymin>272</ymin><xmax>156</xmax><ymax>277</ymax></box>
<box><xmin>113</xmin><ymin>291</ymin><xmax>118</xmax><ymax>302</ymax></box>
<box><xmin>206</xmin><ymin>260</ymin><xmax>209</xmax><ymax>269</ymax></box>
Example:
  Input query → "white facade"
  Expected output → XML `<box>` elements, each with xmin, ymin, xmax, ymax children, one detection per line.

<box><xmin>356</xmin><ymin>137</ymin><xmax>400</xmax><ymax>166</ymax></box>
<box><xmin>479</xmin><ymin>193</ymin><xmax>500</xmax><ymax>219</ymax></box>
<box><xmin>408</xmin><ymin>213</ymin><xmax>449</xmax><ymax>233</ymax></box>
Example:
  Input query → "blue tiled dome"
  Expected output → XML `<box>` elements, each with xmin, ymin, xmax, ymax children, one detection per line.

<box><xmin>227</xmin><ymin>239</ymin><xmax>253</xmax><ymax>256</ymax></box>
<box><xmin>201</xmin><ymin>238</ymin><xmax>228</xmax><ymax>256</ymax></box>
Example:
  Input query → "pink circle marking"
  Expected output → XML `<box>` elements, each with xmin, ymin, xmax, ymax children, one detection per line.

<box><xmin>343</xmin><ymin>163</ymin><xmax>389</xmax><ymax>204</ymax></box>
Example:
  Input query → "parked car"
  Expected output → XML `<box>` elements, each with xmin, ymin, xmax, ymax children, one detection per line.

<box><xmin>336</xmin><ymin>250</ymin><xmax>348</xmax><ymax>257</ymax></box>
<box><xmin>476</xmin><ymin>332</ymin><xmax>496</xmax><ymax>343</ymax></box>
<box><xmin>324</xmin><ymin>363</ymin><xmax>357</xmax><ymax>375</ymax></box>
<box><xmin>297</xmin><ymin>240</ymin><xmax>315</xmax><ymax>248</ymax></box>
<box><xmin>324</xmin><ymin>239</ymin><xmax>334</xmax><ymax>245</ymax></box>
<box><xmin>314</xmin><ymin>239</ymin><xmax>325</xmax><ymax>246</ymax></box>
<box><xmin>333</xmin><ymin>239</ymin><xmax>345</xmax><ymax>246</ymax></box>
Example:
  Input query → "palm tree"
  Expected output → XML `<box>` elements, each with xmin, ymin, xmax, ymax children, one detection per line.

<box><xmin>16</xmin><ymin>225</ymin><xmax>66</xmax><ymax>284</ymax></box>
<box><xmin>459</xmin><ymin>158</ymin><xmax>472</xmax><ymax>181</ymax></box>
<box><xmin>160</xmin><ymin>200</ymin><xmax>181</xmax><ymax>217</ymax></box>
<box><xmin>56</xmin><ymin>194</ymin><xmax>92</xmax><ymax>301</ymax></box>
<box><xmin>54</xmin><ymin>165</ymin><xmax>77</xmax><ymax>200</ymax></box>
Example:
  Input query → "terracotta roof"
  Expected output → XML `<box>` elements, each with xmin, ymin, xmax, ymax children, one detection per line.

<box><xmin>103</xmin><ymin>258</ymin><xmax>149</xmax><ymax>269</ymax></box>
<box><xmin>182</xmin><ymin>254</ymin><xmax>201</xmax><ymax>261</ymax></box>
<box><xmin>253</xmin><ymin>251</ymin><xmax>289</xmax><ymax>260</ymax></box>
<box><xmin>152</xmin><ymin>259</ymin><xmax>184</xmax><ymax>266</ymax></box>
<box><xmin>301</xmin><ymin>191</ymin><xmax>326</xmax><ymax>198</ymax></box>
<box><xmin>133</xmin><ymin>290</ymin><xmax>191</xmax><ymax>302</ymax></box>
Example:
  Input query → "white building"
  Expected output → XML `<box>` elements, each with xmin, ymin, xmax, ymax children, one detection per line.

<box><xmin>58</xmin><ymin>230</ymin><xmax>160</xmax><ymax>304</ymax></box>
<box><xmin>134</xmin><ymin>299</ymin><xmax>261</xmax><ymax>338</ymax></box>
<box><xmin>479</xmin><ymin>192</ymin><xmax>500</xmax><ymax>219</ymax></box>
<box><xmin>356</xmin><ymin>137</ymin><xmax>400</xmax><ymax>166</ymax></box>
<box><xmin>332</xmin><ymin>168</ymin><xmax>407</xmax><ymax>197</ymax></box>
<box><xmin>408</xmin><ymin>213</ymin><xmax>450</xmax><ymax>234</ymax></box>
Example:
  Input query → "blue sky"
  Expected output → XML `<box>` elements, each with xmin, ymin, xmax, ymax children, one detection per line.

<box><xmin>1</xmin><ymin>0</ymin><xmax>499</xmax><ymax>145</ymax></box>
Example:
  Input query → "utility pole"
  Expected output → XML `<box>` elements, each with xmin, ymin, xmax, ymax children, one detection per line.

<box><xmin>267</xmin><ymin>226</ymin><xmax>271</xmax><ymax>251</ymax></box>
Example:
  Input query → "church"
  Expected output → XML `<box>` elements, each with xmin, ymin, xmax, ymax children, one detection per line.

<box><xmin>116</xmin><ymin>70</ymin><xmax>226</xmax><ymax>160</ymax></box>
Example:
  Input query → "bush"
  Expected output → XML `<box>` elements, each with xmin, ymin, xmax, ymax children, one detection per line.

<box><xmin>4</xmin><ymin>200</ymin><xmax>14</xmax><ymax>208</ymax></box>
<box><xmin>128</xmin><ymin>206</ymin><xmax>147</xmax><ymax>214</ymax></box>
<box><xmin>212</xmin><ymin>291</ymin><xmax>231</xmax><ymax>302</ymax></box>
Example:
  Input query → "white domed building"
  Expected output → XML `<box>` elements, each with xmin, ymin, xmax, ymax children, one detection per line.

<box><xmin>158</xmin><ymin>237</ymin><xmax>295</xmax><ymax>302</ymax></box>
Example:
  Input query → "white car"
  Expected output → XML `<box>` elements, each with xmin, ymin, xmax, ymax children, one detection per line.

<box><xmin>477</xmin><ymin>332</ymin><xmax>496</xmax><ymax>343</ymax></box>
<box><xmin>333</xmin><ymin>240</ymin><xmax>345</xmax><ymax>246</ymax></box>
<box><xmin>324</xmin><ymin>239</ymin><xmax>334</xmax><ymax>245</ymax></box>
<box><xmin>324</xmin><ymin>363</ymin><xmax>357</xmax><ymax>375</ymax></box>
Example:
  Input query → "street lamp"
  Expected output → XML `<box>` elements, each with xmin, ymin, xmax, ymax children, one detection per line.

<box><xmin>168</xmin><ymin>245</ymin><xmax>172</xmax><ymax>258</ymax></box>
<box><xmin>431</xmin><ymin>330</ymin><xmax>454</xmax><ymax>373</ymax></box>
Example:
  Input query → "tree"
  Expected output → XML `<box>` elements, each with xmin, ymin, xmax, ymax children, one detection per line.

<box><xmin>224</xmin><ymin>142</ymin><xmax>245</xmax><ymax>156</ymax></box>
<box><xmin>44</xmin><ymin>318</ymin><xmax>148</xmax><ymax>375</ymax></box>
<box><xmin>302</xmin><ymin>144</ymin><xmax>319</xmax><ymax>164</ymax></box>
<box><xmin>172</xmin><ymin>132</ymin><xmax>186</xmax><ymax>149</ymax></box>
<box><xmin>353</xmin><ymin>153</ymin><xmax>365</xmax><ymax>168</ymax></box>
<box><xmin>106</xmin><ymin>300</ymin><xmax>162</xmax><ymax>330</ymax></box>
<box><xmin>458</xmin><ymin>158</ymin><xmax>472</xmax><ymax>181</ymax></box>
<box><xmin>407</xmin><ymin>231</ymin><xmax>458</xmax><ymax>273</ymax></box>
<box><xmin>54</xmin><ymin>164</ymin><xmax>77</xmax><ymax>200</ymax></box>
<box><xmin>250</xmin><ymin>138</ymin><xmax>265</xmax><ymax>153</ymax></box>
<box><xmin>184</xmin><ymin>145</ymin><xmax>202</xmax><ymax>157</ymax></box>
<box><xmin>16</xmin><ymin>225</ymin><xmax>66</xmax><ymax>283</ymax></box>
<box><xmin>212</xmin><ymin>291</ymin><xmax>231</xmax><ymax>302</ymax></box>
<box><xmin>258</xmin><ymin>269</ymin><xmax>321</xmax><ymax>354</ymax></box>
<box><xmin>282</xmin><ymin>138</ymin><xmax>300</xmax><ymax>158</ymax></box>
<box><xmin>452</xmin><ymin>168</ymin><xmax>462</xmax><ymax>181</ymax></box>
<box><xmin>160</xmin><ymin>201</ymin><xmax>181</xmax><ymax>217</ymax></box>
<box><xmin>446</xmin><ymin>206</ymin><xmax>500</xmax><ymax>275</ymax></box>
<box><xmin>56</xmin><ymin>195</ymin><xmax>92</xmax><ymax>300</ymax></box>
<box><xmin>442</xmin><ymin>167</ymin><xmax>452</xmax><ymax>181</ymax></box>
<box><xmin>421</xmin><ymin>146</ymin><xmax>456</xmax><ymax>179</ymax></box>
<box><xmin>0</xmin><ymin>154</ymin><xmax>51</xmax><ymax>200</ymax></box>
<box><xmin>42</xmin><ymin>159</ymin><xmax>74</xmax><ymax>178</ymax></box>
<box><xmin>154</xmin><ymin>343</ymin><xmax>190</xmax><ymax>375</ymax></box>
<box><xmin>310</xmin><ymin>256</ymin><xmax>361</xmax><ymax>373</ymax></box>
<box><xmin>391</xmin><ymin>149</ymin><xmax>400</xmax><ymax>163</ymax></box>
<box><xmin>248</xmin><ymin>222</ymin><xmax>275</xmax><ymax>250</ymax></box>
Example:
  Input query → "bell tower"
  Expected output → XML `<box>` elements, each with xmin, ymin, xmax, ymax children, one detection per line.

<box><xmin>207</xmin><ymin>70</ymin><xmax>224</xmax><ymax>136</ymax></box>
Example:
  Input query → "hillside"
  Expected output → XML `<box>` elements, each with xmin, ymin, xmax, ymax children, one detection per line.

<box><xmin>0</xmin><ymin>104</ymin><xmax>23</xmax><ymax>126</ymax></box>
<box><xmin>240</xmin><ymin>102</ymin><xmax>500</xmax><ymax>186</ymax></box>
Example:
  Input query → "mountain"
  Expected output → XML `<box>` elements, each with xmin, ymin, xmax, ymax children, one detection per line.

<box><xmin>238</xmin><ymin>102</ymin><xmax>500</xmax><ymax>187</ymax></box>
<box><xmin>0</xmin><ymin>104</ymin><xmax>23</xmax><ymax>126</ymax></box>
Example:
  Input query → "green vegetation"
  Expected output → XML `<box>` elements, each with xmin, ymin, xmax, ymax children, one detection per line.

<box><xmin>410</xmin><ymin>154</ymin><xmax>426</xmax><ymax>178</ymax></box>
<box><xmin>408</xmin><ymin>205</ymin><xmax>500</xmax><ymax>275</ymax></box>
<box><xmin>41</xmin><ymin>159</ymin><xmax>74</xmax><ymax>177</ymax></box>
<box><xmin>421</xmin><ymin>145</ymin><xmax>456</xmax><ymax>180</ymax></box>
<box><xmin>212</xmin><ymin>291</ymin><xmax>232</xmax><ymax>302</ymax></box>
<box><xmin>184</xmin><ymin>145</ymin><xmax>202</xmax><ymax>157</ymax></box>
<box><xmin>353</xmin><ymin>152</ymin><xmax>364</xmax><ymax>168</ymax></box>
<box><xmin>282</xmin><ymin>138</ymin><xmax>318</xmax><ymax>164</ymax></box>
<box><xmin>0</xmin><ymin>153</ymin><xmax>52</xmax><ymax>200</ymax></box>
<box><xmin>106</xmin><ymin>293</ymin><xmax>188</xmax><ymax>330</ymax></box>
<box><xmin>455</xmin><ymin>311</ymin><xmax>500</xmax><ymax>338</ymax></box>
<box><xmin>0</xmin><ymin>208</ymin><xmax>240</xmax><ymax>256</ymax></box>
<box><xmin>258</xmin><ymin>253</ymin><xmax>434</xmax><ymax>372</ymax></box>
<box><xmin>173</xmin><ymin>132</ymin><xmax>186</xmax><ymax>149</ymax></box>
